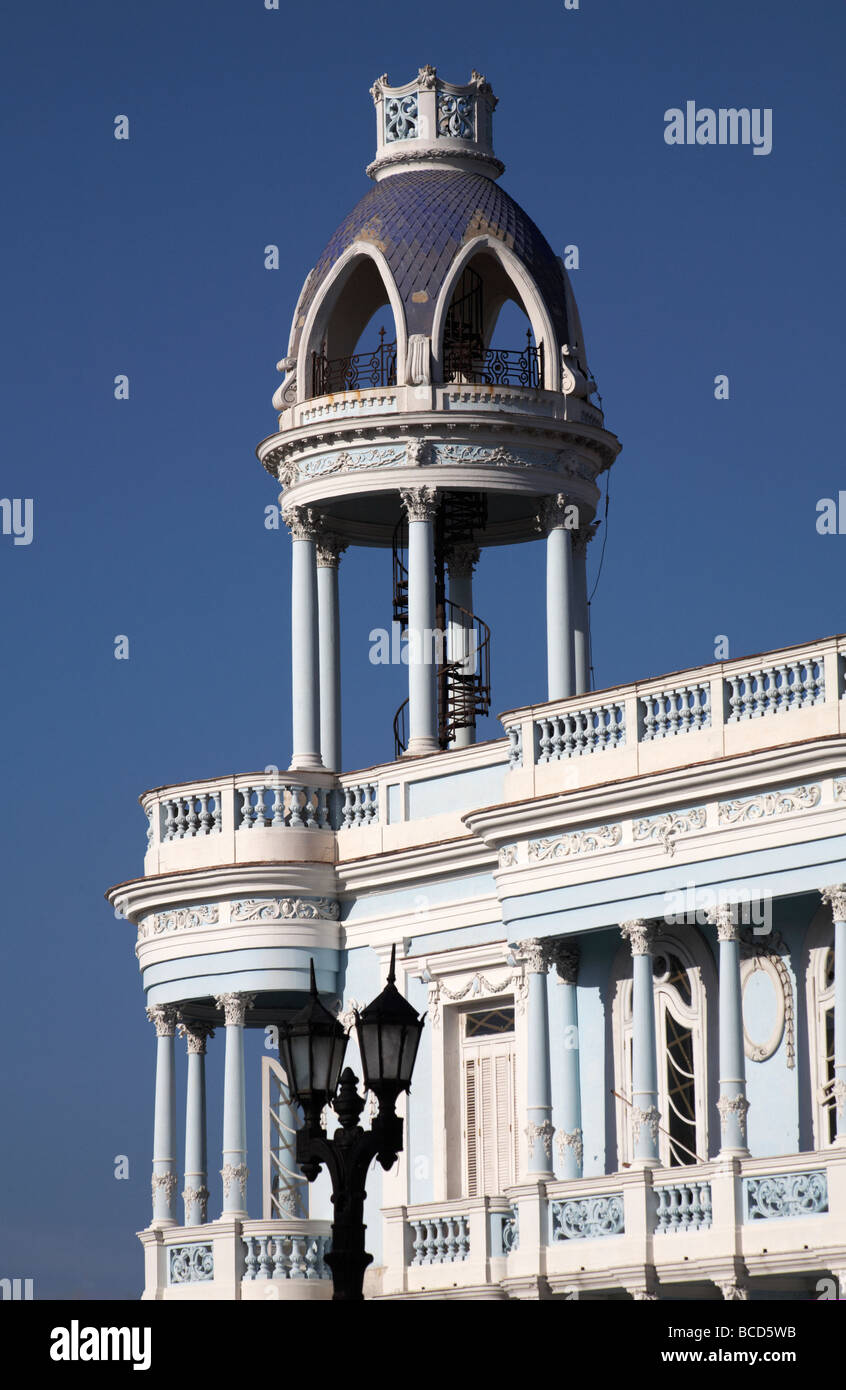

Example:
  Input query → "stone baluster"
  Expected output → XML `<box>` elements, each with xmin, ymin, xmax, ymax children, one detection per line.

<box><xmin>214</xmin><ymin>992</ymin><xmax>256</xmax><ymax>1217</ymax></box>
<box><xmin>146</xmin><ymin>1004</ymin><xmax>179</xmax><ymax>1227</ymax></box>
<box><xmin>822</xmin><ymin>886</ymin><xmax>846</xmax><ymax>1144</ymax></box>
<box><xmin>712</xmin><ymin>906</ymin><xmax>750</xmax><ymax>1156</ymax></box>
<box><xmin>178</xmin><ymin>1019</ymin><xmax>215</xmax><ymax>1225</ymax></box>
<box><xmin>401</xmin><ymin>487</ymin><xmax>440</xmax><ymax>754</ymax></box>
<box><xmin>620</xmin><ymin>921</ymin><xmax>661</xmax><ymax>1166</ymax></box>
<box><xmin>284</xmin><ymin>504</ymin><xmax>324</xmax><ymax>771</ymax></box>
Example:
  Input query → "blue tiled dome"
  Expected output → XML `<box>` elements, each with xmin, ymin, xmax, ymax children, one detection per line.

<box><xmin>291</xmin><ymin>169</ymin><xmax>571</xmax><ymax>352</ymax></box>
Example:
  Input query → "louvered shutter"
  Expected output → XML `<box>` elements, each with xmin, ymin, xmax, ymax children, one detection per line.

<box><xmin>465</xmin><ymin>1058</ymin><xmax>478</xmax><ymax>1196</ymax></box>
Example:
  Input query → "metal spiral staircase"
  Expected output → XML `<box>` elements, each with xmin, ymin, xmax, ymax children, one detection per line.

<box><xmin>392</xmin><ymin>491</ymin><xmax>491</xmax><ymax>757</ymax></box>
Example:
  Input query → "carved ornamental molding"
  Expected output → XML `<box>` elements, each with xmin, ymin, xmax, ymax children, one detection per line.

<box><xmin>220</xmin><ymin>1163</ymin><xmax>248</xmax><ymax>1200</ymax></box>
<box><xmin>400</xmin><ymin>486</ymin><xmax>439</xmax><ymax>522</ymax></box>
<box><xmin>632</xmin><ymin>807</ymin><xmax>706</xmax><ymax>858</ymax></box>
<box><xmin>718</xmin><ymin>784</ymin><xmax>821</xmax><ymax>826</ymax></box>
<box><xmin>556</xmin><ymin>1127</ymin><xmax>584</xmax><ymax>1169</ymax></box>
<box><xmin>620</xmin><ymin>921</ymin><xmax>655</xmax><ymax>957</ymax></box>
<box><xmin>822</xmin><ymin>884</ymin><xmax>846</xmax><ymax>923</ymax></box>
<box><xmin>717</xmin><ymin>1094</ymin><xmax>750</xmax><ymax>1140</ymax></box>
<box><xmin>214</xmin><ymin>994</ymin><xmax>256</xmax><ymax>1028</ymax></box>
<box><xmin>525</xmin><ymin>1120</ymin><xmax>555</xmax><ymax>1162</ymax></box>
<box><xmin>146</xmin><ymin>1004</ymin><xmax>178</xmax><ymax>1037</ymax></box>
<box><xmin>177</xmin><ymin>1020</ymin><xmax>215</xmax><ymax>1054</ymax></box>
<box><xmin>283</xmin><ymin>504</ymin><xmax>321</xmax><ymax>541</ymax></box>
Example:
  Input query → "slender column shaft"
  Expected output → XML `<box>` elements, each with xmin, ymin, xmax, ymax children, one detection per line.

<box><xmin>540</xmin><ymin>496</ymin><xmax>576</xmax><ymax>701</ymax></box>
<box><xmin>147</xmin><ymin>1005</ymin><xmax>178</xmax><ymax>1226</ymax></box>
<box><xmin>447</xmin><ymin>545</ymin><xmax>479</xmax><ymax>750</ymax></box>
<box><xmin>572</xmin><ymin>530</ymin><xmax>591</xmax><ymax>695</ymax></box>
<box><xmin>553</xmin><ymin>945</ymin><xmax>583</xmax><ymax>1179</ymax></box>
<box><xmin>286</xmin><ymin>506</ymin><xmax>322</xmax><ymax>771</ymax></box>
<box><xmin>714</xmin><ymin>908</ymin><xmax>749</xmax><ymax>1155</ymax></box>
<box><xmin>823</xmin><ymin>887</ymin><xmax>846</xmax><ymax>1142</ymax></box>
<box><xmin>402</xmin><ymin>488</ymin><xmax>439</xmax><ymax>755</ymax></box>
<box><xmin>215</xmin><ymin>993</ymin><xmax>255</xmax><ymax>1217</ymax></box>
<box><xmin>317</xmin><ymin>538</ymin><xmax>345</xmax><ymax>772</ymax></box>
<box><xmin>179</xmin><ymin>1021</ymin><xmax>214</xmax><ymax>1225</ymax></box>
<box><xmin>521</xmin><ymin>940</ymin><xmax>554</xmax><ymax>1176</ymax></box>
<box><xmin>621</xmin><ymin>922</ymin><xmax>660</xmax><ymax>1167</ymax></box>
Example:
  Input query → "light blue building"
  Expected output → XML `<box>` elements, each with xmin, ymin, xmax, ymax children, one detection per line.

<box><xmin>108</xmin><ymin>67</ymin><xmax>846</xmax><ymax>1302</ymax></box>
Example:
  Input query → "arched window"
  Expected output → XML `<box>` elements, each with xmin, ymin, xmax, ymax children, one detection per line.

<box><xmin>612</xmin><ymin>930</ymin><xmax>714</xmax><ymax>1168</ymax></box>
<box><xmin>297</xmin><ymin>245</ymin><xmax>406</xmax><ymax>400</ymax></box>
<box><xmin>805</xmin><ymin>908</ymin><xmax>836</xmax><ymax>1147</ymax></box>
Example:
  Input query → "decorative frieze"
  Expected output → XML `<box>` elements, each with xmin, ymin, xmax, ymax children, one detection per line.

<box><xmin>138</xmin><ymin>904</ymin><xmax>219</xmax><ymax>943</ymax></box>
<box><xmin>743</xmin><ymin>1171</ymin><xmax>828</xmax><ymax>1220</ymax></box>
<box><xmin>425</xmin><ymin>968</ymin><xmax>518</xmax><ymax>1027</ymax></box>
<box><xmin>528</xmin><ymin>824</ymin><xmax>622</xmax><ymax>861</ymax></box>
<box><xmin>169</xmin><ymin>1243</ymin><xmax>214</xmax><ymax>1285</ymax></box>
<box><xmin>632</xmin><ymin>808</ymin><xmax>706</xmax><ymax>857</ymax></box>
<box><xmin>551</xmin><ymin>1194</ymin><xmax>625</xmax><ymax>1240</ymax></box>
<box><xmin>835</xmin><ymin>779</ymin><xmax>846</xmax><ymax>803</ymax></box>
<box><xmin>230</xmin><ymin>897</ymin><xmax>340</xmax><ymax>923</ymax></box>
<box><xmin>718</xmin><ymin>784</ymin><xmax>821</xmax><ymax>825</ymax></box>
<box><xmin>296</xmin><ymin>443</ymin><xmax>406</xmax><ymax>481</ymax></box>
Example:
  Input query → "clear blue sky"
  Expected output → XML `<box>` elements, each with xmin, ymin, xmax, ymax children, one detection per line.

<box><xmin>1</xmin><ymin>0</ymin><xmax>843</xmax><ymax>1297</ymax></box>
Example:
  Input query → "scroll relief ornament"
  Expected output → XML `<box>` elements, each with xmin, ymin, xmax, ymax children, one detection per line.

<box><xmin>138</xmin><ymin>904</ymin><xmax>219</xmax><ymax>944</ymax></box>
<box><xmin>718</xmin><ymin>785</ymin><xmax>821</xmax><ymax>825</ymax></box>
<box><xmin>525</xmin><ymin>1120</ymin><xmax>555</xmax><ymax>1161</ymax></box>
<box><xmin>230</xmin><ymin>897</ymin><xmax>340</xmax><ymax>923</ymax></box>
<box><xmin>528</xmin><ymin>824</ymin><xmax>622</xmax><ymax>862</ymax></box>
<box><xmin>632</xmin><ymin>808</ymin><xmax>706</xmax><ymax>857</ymax></box>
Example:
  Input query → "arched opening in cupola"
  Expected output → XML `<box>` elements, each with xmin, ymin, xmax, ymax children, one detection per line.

<box><xmin>306</xmin><ymin>254</ymin><xmax>400</xmax><ymax>398</ymax></box>
<box><xmin>440</xmin><ymin>249</ymin><xmax>546</xmax><ymax>389</ymax></box>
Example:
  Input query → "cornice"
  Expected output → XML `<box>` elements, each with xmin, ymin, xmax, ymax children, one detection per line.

<box><xmin>464</xmin><ymin>736</ymin><xmax>846</xmax><ymax>847</ymax></box>
<box><xmin>108</xmin><ymin>861</ymin><xmax>340</xmax><ymax>924</ymax></box>
<box><xmin>335</xmin><ymin>835</ymin><xmax>497</xmax><ymax>895</ymax></box>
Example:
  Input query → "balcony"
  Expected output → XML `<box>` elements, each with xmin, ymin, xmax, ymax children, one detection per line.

<box><xmin>379</xmin><ymin>1149</ymin><xmax>846</xmax><ymax>1300</ymax></box>
<box><xmin>138</xmin><ymin>1219</ymin><xmax>333</xmax><ymax>1301</ymax></box>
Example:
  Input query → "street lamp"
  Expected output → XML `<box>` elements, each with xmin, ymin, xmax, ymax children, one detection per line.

<box><xmin>279</xmin><ymin>946</ymin><xmax>425</xmax><ymax>1301</ymax></box>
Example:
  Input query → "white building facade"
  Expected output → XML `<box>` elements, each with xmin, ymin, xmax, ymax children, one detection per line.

<box><xmin>108</xmin><ymin>68</ymin><xmax>846</xmax><ymax>1302</ymax></box>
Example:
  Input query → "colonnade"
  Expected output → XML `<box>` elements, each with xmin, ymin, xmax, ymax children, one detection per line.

<box><xmin>283</xmin><ymin>488</ymin><xmax>594</xmax><ymax>770</ymax></box>
<box><xmin>147</xmin><ymin>992</ymin><xmax>255</xmax><ymax>1229</ymax></box>
<box><xmin>518</xmin><ymin>883</ymin><xmax>846</xmax><ymax>1178</ymax></box>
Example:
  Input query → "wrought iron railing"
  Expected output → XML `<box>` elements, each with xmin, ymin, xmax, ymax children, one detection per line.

<box><xmin>443</xmin><ymin>335</ymin><xmax>544</xmax><ymax>389</ymax></box>
<box><xmin>311</xmin><ymin>328</ymin><xmax>397</xmax><ymax>395</ymax></box>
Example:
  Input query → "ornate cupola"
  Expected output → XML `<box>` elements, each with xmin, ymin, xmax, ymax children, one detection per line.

<box><xmin>258</xmin><ymin>66</ymin><xmax>622</xmax><ymax>769</ymax></box>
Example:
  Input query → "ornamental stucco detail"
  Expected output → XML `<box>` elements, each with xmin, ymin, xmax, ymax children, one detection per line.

<box><xmin>181</xmin><ymin>1186</ymin><xmax>210</xmax><ymax>1223</ymax></box>
<box><xmin>743</xmin><ymin>1171</ymin><xmax>828</xmax><ymax>1220</ymax></box>
<box><xmin>220</xmin><ymin>1163</ymin><xmax>249</xmax><ymax>1201</ymax></box>
<box><xmin>528</xmin><ymin>824</ymin><xmax>622</xmax><ymax>861</ymax></box>
<box><xmin>178</xmin><ymin>1020</ymin><xmax>215</xmax><ymax>1054</ymax></box>
<box><xmin>230</xmin><ymin>897</ymin><xmax>340</xmax><ymax>923</ymax></box>
<box><xmin>525</xmin><ymin>1120</ymin><xmax>555</xmax><ymax>1161</ymax></box>
<box><xmin>718</xmin><ymin>784</ymin><xmax>821</xmax><ymax>825</ymax></box>
<box><xmin>822</xmin><ymin>884</ymin><xmax>846</xmax><ymax>922</ymax></box>
<box><xmin>556</xmin><ymin>1127</ymin><xmax>584</xmax><ymax>1169</ymax></box>
<box><xmin>214</xmin><ymin>994</ymin><xmax>256</xmax><ymax>1028</ymax></box>
<box><xmin>717</xmin><ymin>1094</ymin><xmax>750</xmax><ymax>1140</ymax></box>
<box><xmin>632</xmin><ymin>807</ymin><xmax>706</xmax><ymax>857</ymax></box>
<box><xmin>552</xmin><ymin>1195</ymin><xmax>624</xmax><ymax>1240</ymax></box>
<box><xmin>151</xmin><ymin>1172</ymin><xmax>178</xmax><ymax>1205</ymax></box>
<box><xmin>138</xmin><ymin>904</ymin><xmax>219</xmax><ymax>944</ymax></box>
<box><xmin>425</xmin><ymin>969</ymin><xmax>516</xmax><ymax>1027</ymax></box>
<box><xmin>169</xmin><ymin>1243</ymin><xmax>214</xmax><ymax>1284</ymax></box>
<box><xmin>620</xmin><ymin>921</ymin><xmax>655</xmax><ymax>956</ymax></box>
<box><xmin>146</xmin><ymin>1004</ymin><xmax>178</xmax><ymax>1036</ymax></box>
<box><xmin>631</xmin><ymin>1105</ymin><xmax>661</xmax><ymax>1144</ymax></box>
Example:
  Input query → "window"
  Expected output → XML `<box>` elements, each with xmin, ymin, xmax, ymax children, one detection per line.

<box><xmin>612</xmin><ymin>934</ymin><xmax>712</xmax><ymax>1168</ymax></box>
<box><xmin>461</xmin><ymin>1006</ymin><xmax>518</xmax><ymax>1196</ymax></box>
<box><xmin>806</xmin><ymin>919</ymin><xmax>836</xmax><ymax>1148</ymax></box>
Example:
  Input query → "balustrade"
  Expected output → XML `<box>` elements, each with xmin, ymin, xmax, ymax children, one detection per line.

<box><xmin>340</xmin><ymin>782</ymin><xmax>379</xmax><ymax>828</ymax></box>
<box><xmin>641</xmin><ymin>685</ymin><xmax>710</xmax><ymax>739</ymax></box>
<box><xmin>409</xmin><ymin>1215</ymin><xmax>470</xmax><ymax>1264</ymax></box>
<box><xmin>537</xmin><ymin>702</ymin><xmax>625</xmax><ymax>762</ymax></box>
<box><xmin>726</xmin><ymin>657</ymin><xmax>824</xmax><ymax>720</ymax></box>
<box><xmin>654</xmin><ymin>1180</ymin><xmax>712</xmax><ymax>1232</ymax></box>
<box><xmin>237</xmin><ymin>782</ymin><xmax>331</xmax><ymax>831</ymax></box>
<box><xmin>243</xmin><ymin>1231</ymin><xmax>332</xmax><ymax>1280</ymax></box>
<box><xmin>161</xmin><ymin>791</ymin><xmax>222</xmax><ymax>841</ymax></box>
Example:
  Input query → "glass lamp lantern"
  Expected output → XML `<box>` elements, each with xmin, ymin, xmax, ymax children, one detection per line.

<box><xmin>353</xmin><ymin>944</ymin><xmax>425</xmax><ymax>1111</ymax></box>
<box><xmin>279</xmin><ymin>961</ymin><xmax>348</xmax><ymax>1126</ymax></box>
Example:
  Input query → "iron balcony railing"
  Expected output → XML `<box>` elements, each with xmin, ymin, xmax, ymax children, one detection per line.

<box><xmin>310</xmin><ymin>327</ymin><xmax>397</xmax><ymax>396</ymax></box>
<box><xmin>443</xmin><ymin>334</ymin><xmax>544</xmax><ymax>389</ymax></box>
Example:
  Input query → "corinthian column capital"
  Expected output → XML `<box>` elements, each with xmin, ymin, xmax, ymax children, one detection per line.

<box><xmin>400</xmin><ymin>486</ymin><xmax>439</xmax><ymax>522</ymax></box>
<box><xmin>283</xmin><ymin>505</ymin><xmax>321</xmax><ymax>541</ymax></box>
<box><xmin>710</xmin><ymin>904</ymin><xmax>741</xmax><ymax>942</ymax></box>
<box><xmin>823</xmin><ymin>884</ymin><xmax>846</xmax><ymax>923</ymax></box>
<box><xmin>535</xmin><ymin>493</ymin><xmax>579</xmax><ymax>536</ymax></box>
<box><xmin>146</xmin><ymin>1004</ymin><xmax>178</xmax><ymax>1037</ymax></box>
<box><xmin>178</xmin><ymin>1019</ymin><xmax>216</xmax><ymax>1054</ymax></box>
<box><xmin>315</xmin><ymin>533</ymin><xmax>347</xmax><ymax>568</ymax></box>
<box><xmin>620</xmin><ymin>920</ymin><xmax>655</xmax><ymax>956</ymax></box>
<box><xmin>517</xmin><ymin>937</ymin><xmax>552</xmax><ymax>974</ymax></box>
<box><xmin>214</xmin><ymin>993</ymin><xmax>256</xmax><ymax>1028</ymax></box>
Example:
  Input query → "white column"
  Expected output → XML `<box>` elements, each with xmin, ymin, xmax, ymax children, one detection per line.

<box><xmin>538</xmin><ymin>494</ymin><xmax>577</xmax><ymax>701</ymax></box>
<box><xmin>178</xmin><ymin>1020</ymin><xmax>215</xmax><ymax>1225</ymax></box>
<box><xmin>146</xmin><ymin>1004</ymin><xmax>178</xmax><ymax>1228</ymax></box>
<box><xmin>823</xmin><ymin>886</ymin><xmax>846</xmax><ymax>1144</ymax></box>
<box><xmin>215</xmin><ymin>992</ymin><xmax>255</xmax><ymax>1218</ymax></box>
<box><xmin>572</xmin><ymin>525</ymin><xmax>595</xmax><ymax>695</ymax></box>
<box><xmin>713</xmin><ymin>907</ymin><xmax>750</xmax><ymax>1156</ymax></box>
<box><xmin>401</xmin><ymin>487</ymin><xmax>440</xmax><ymax>755</ymax></box>
<box><xmin>316</xmin><ymin>534</ymin><xmax>346</xmax><ymax>772</ymax></box>
<box><xmin>520</xmin><ymin>939</ymin><xmax>555</xmax><ymax>1178</ymax></box>
<box><xmin>446</xmin><ymin>543</ymin><xmax>480</xmax><ymax>749</ymax></box>
<box><xmin>284</xmin><ymin>505</ymin><xmax>323</xmax><ymax>771</ymax></box>
<box><xmin>551</xmin><ymin>943</ymin><xmax>583</xmax><ymax>1179</ymax></box>
<box><xmin>620</xmin><ymin>921</ymin><xmax>661</xmax><ymax>1167</ymax></box>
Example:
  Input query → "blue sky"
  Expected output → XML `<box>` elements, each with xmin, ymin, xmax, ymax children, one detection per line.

<box><xmin>0</xmin><ymin>0</ymin><xmax>843</xmax><ymax>1297</ymax></box>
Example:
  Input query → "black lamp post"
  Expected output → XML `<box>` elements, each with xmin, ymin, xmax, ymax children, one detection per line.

<box><xmin>279</xmin><ymin>947</ymin><xmax>425</xmax><ymax>1302</ymax></box>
